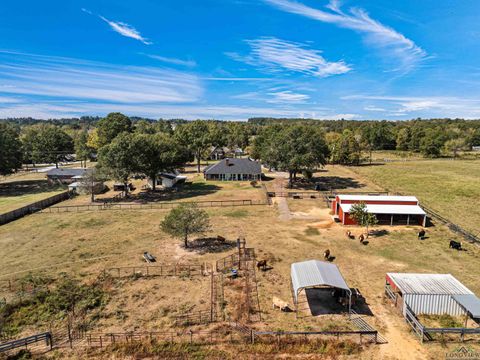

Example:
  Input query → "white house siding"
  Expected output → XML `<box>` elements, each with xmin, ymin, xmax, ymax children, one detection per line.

<box><xmin>403</xmin><ymin>294</ymin><xmax>466</xmax><ymax>316</ymax></box>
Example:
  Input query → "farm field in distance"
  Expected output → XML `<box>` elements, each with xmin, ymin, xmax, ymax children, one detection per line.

<box><xmin>1</xmin><ymin>162</ymin><xmax>479</xmax><ymax>359</ymax></box>
<box><xmin>351</xmin><ymin>159</ymin><xmax>480</xmax><ymax>233</ymax></box>
<box><xmin>0</xmin><ymin>171</ymin><xmax>66</xmax><ymax>214</ymax></box>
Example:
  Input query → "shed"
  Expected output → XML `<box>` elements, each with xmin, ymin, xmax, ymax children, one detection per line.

<box><xmin>204</xmin><ymin>158</ymin><xmax>261</xmax><ymax>181</ymax></box>
<box><xmin>332</xmin><ymin>194</ymin><xmax>427</xmax><ymax>227</ymax></box>
<box><xmin>147</xmin><ymin>172</ymin><xmax>187</xmax><ymax>189</ymax></box>
<box><xmin>46</xmin><ymin>168</ymin><xmax>88</xmax><ymax>184</ymax></box>
<box><xmin>291</xmin><ymin>260</ymin><xmax>352</xmax><ymax>313</ymax></box>
<box><xmin>386</xmin><ymin>273</ymin><xmax>474</xmax><ymax>316</ymax></box>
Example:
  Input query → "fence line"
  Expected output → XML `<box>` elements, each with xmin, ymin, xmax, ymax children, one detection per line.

<box><xmin>103</xmin><ymin>263</ymin><xmax>210</xmax><ymax>279</ymax></box>
<box><xmin>0</xmin><ymin>190</ymin><xmax>72</xmax><ymax>225</ymax></box>
<box><xmin>421</xmin><ymin>205</ymin><xmax>480</xmax><ymax>244</ymax></box>
<box><xmin>0</xmin><ymin>263</ymin><xmax>211</xmax><ymax>304</ymax></box>
<box><xmin>0</xmin><ymin>332</ymin><xmax>52</xmax><ymax>353</ymax></box>
<box><xmin>43</xmin><ymin>199</ymin><xmax>266</xmax><ymax>213</ymax></box>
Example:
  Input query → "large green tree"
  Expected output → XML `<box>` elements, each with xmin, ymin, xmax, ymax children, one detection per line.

<box><xmin>0</xmin><ymin>123</ymin><xmax>23</xmax><ymax>175</ymax></box>
<box><xmin>174</xmin><ymin>121</ymin><xmax>213</xmax><ymax>173</ymax></box>
<box><xmin>253</xmin><ymin>124</ymin><xmax>329</xmax><ymax>186</ymax></box>
<box><xmin>31</xmin><ymin>125</ymin><xmax>74</xmax><ymax>168</ymax></box>
<box><xmin>327</xmin><ymin>129</ymin><xmax>362</xmax><ymax>166</ymax></box>
<box><xmin>74</xmin><ymin>131</ymin><xmax>92</xmax><ymax>168</ymax></box>
<box><xmin>131</xmin><ymin>133</ymin><xmax>189</xmax><ymax>190</ymax></box>
<box><xmin>97</xmin><ymin>133</ymin><xmax>136</xmax><ymax>195</ymax></box>
<box><xmin>96</xmin><ymin>112</ymin><xmax>132</xmax><ymax>147</ymax></box>
<box><xmin>160</xmin><ymin>203</ymin><xmax>211</xmax><ymax>248</ymax></box>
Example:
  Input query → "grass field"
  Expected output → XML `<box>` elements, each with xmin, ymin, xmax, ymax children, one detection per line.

<box><xmin>350</xmin><ymin>159</ymin><xmax>480</xmax><ymax>232</ymax></box>
<box><xmin>0</xmin><ymin>172</ymin><xmax>66</xmax><ymax>214</ymax></box>
<box><xmin>1</xmin><ymin>164</ymin><xmax>479</xmax><ymax>359</ymax></box>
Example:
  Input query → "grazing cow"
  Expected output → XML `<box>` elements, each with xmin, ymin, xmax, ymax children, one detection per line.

<box><xmin>217</xmin><ymin>235</ymin><xmax>226</xmax><ymax>243</ymax></box>
<box><xmin>418</xmin><ymin>230</ymin><xmax>426</xmax><ymax>240</ymax></box>
<box><xmin>359</xmin><ymin>234</ymin><xmax>365</xmax><ymax>243</ymax></box>
<box><xmin>257</xmin><ymin>259</ymin><xmax>268</xmax><ymax>271</ymax></box>
<box><xmin>324</xmin><ymin>249</ymin><xmax>331</xmax><ymax>260</ymax></box>
<box><xmin>272</xmin><ymin>296</ymin><xmax>291</xmax><ymax>312</ymax></box>
<box><xmin>449</xmin><ymin>240</ymin><xmax>462</xmax><ymax>250</ymax></box>
<box><xmin>346</xmin><ymin>231</ymin><xmax>354</xmax><ymax>239</ymax></box>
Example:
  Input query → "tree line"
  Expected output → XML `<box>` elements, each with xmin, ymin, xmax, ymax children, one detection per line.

<box><xmin>1</xmin><ymin>114</ymin><xmax>479</xmax><ymax>180</ymax></box>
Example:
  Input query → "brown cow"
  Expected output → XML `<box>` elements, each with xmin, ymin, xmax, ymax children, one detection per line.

<box><xmin>257</xmin><ymin>259</ymin><xmax>267</xmax><ymax>271</ymax></box>
<box><xmin>324</xmin><ymin>249</ymin><xmax>330</xmax><ymax>260</ymax></box>
<box><xmin>359</xmin><ymin>234</ymin><xmax>365</xmax><ymax>243</ymax></box>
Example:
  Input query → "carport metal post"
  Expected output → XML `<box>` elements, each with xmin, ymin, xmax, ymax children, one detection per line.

<box><xmin>348</xmin><ymin>290</ymin><xmax>352</xmax><ymax>316</ymax></box>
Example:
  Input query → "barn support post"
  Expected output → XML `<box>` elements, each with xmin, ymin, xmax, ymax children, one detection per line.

<box><xmin>407</xmin><ymin>215</ymin><xmax>410</xmax><ymax>226</ymax></box>
<box><xmin>348</xmin><ymin>291</ymin><xmax>352</xmax><ymax>316</ymax></box>
<box><xmin>390</xmin><ymin>215</ymin><xmax>394</xmax><ymax>226</ymax></box>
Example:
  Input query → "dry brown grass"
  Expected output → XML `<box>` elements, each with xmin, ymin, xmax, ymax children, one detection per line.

<box><xmin>1</xmin><ymin>165</ymin><xmax>480</xmax><ymax>359</ymax></box>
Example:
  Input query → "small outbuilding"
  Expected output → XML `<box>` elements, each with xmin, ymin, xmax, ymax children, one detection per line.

<box><xmin>385</xmin><ymin>273</ymin><xmax>478</xmax><ymax>317</ymax></box>
<box><xmin>204</xmin><ymin>158</ymin><xmax>261</xmax><ymax>181</ymax></box>
<box><xmin>291</xmin><ymin>260</ymin><xmax>352</xmax><ymax>314</ymax></box>
<box><xmin>332</xmin><ymin>195</ymin><xmax>427</xmax><ymax>227</ymax></box>
<box><xmin>147</xmin><ymin>172</ymin><xmax>187</xmax><ymax>189</ymax></box>
<box><xmin>46</xmin><ymin>168</ymin><xmax>88</xmax><ymax>184</ymax></box>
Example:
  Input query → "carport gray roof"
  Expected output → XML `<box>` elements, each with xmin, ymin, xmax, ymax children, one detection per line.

<box><xmin>204</xmin><ymin>158</ymin><xmax>261</xmax><ymax>175</ymax></box>
<box><xmin>291</xmin><ymin>260</ymin><xmax>350</xmax><ymax>302</ymax></box>
<box><xmin>452</xmin><ymin>294</ymin><xmax>480</xmax><ymax>318</ymax></box>
<box><xmin>46</xmin><ymin>168</ymin><xmax>88</xmax><ymax>177</ymax></box>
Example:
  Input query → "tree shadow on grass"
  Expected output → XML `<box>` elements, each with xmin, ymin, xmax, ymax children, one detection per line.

<box><xmin>100</xmin><ymin>182</ymin><xmax>222</xmax><ymax>203</ymax></box>
<box><xmin>184</xmin><ymin>237</ymin><xmax>237</xmax><ymax>254</ymax></box>
<box><xmin>0</xmin><ymin>180</ymin><xmax>65</xmax><ymax>197</ymax></box>
<box><xmin>312</xmin><ymin>176</ymin><xmax>366</xmax><ymax>191</ymax></box>
<box><xmin>287</xmin><ymin>176</ymin><xmax>367</xmax><ymax>191</ymax></box>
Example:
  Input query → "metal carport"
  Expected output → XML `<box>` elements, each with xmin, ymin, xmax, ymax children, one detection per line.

<box><xmin>291</xmin><ymin>260</ymin><xmax>352</xmax><ymax>315</ymax></box>
<box><xmin>453</xmin><ymin>294</ymin><xmax>480</xmax><ymax>320</ymax></box>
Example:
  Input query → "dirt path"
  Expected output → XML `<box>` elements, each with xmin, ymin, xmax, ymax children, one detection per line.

<box><xmin>272</xmin><ymin>173</ymin><xmax>291</xmax><ymax>220</ymax></box>
<box><xmin>372</xmin><ymin>304</ymin><xmax>428</xmax><ymax>360</ymax></box>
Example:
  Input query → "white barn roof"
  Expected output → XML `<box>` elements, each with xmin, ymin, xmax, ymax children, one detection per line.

<box><xmin>337</xmin><ymin>195</ymin><xmax>419</xmax><ymax>203</ymax></box>
<box><xmin>291</xmin><ymin>260</ymin><xmax>350</xmax><ymax>302</ymax></box>
<box><xmin>387</xmin><ymin>273</ymin><xmax>473</xmax><ymax>295</ymax></box>
<box><xmin>340</xmin><ymin>203</ymin><xmax>426</xmax><ymax>215</ymax></box>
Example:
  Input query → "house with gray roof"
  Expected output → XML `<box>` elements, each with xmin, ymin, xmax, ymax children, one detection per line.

<box><xmin>203</xmin><ymin>158</ymin><xmax>261</xmax><ymax>181</ymax></box>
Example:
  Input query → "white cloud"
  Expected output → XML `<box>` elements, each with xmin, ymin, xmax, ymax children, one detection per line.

<box><xmin>143</xmin><ymin>54</ymin><xmax>196</xmax><ymax>67</ymax></box>
<box><xmin>267</xmin><ymin>91</ymin><xmax>310</xmax><ymax>103</ymax></box>
<box><xmin>265</xmin><ymin>0</ymin><xmax>426</xmax><ymax>72</ymax></box>
<box><xmin>0</xmin><ymin>51</ymin><xmax>202</xmax><ymax>104</ymax></box>
<box><xmin>82</xmin><ymin>8</ymin><xmax>152</xmax><ymax>45</ymax></box>
<box><xmin>343</xmin><ymin>94</ymin><xmax>480</xmax><ymax>117</ymax></box>
<box><xmin>231</xmin><ymin>90</ymin><xmax>311</xmax><ymax>104</ymax></box>
<box><xmin>228</xmin><ymin>37</ymin><xmax>351</xmax><ymax>77</ymax></box>
<box><xmin>364</xmin><ymin>105</ymin><xmax>386</xmax><ymax>112</ymax></box>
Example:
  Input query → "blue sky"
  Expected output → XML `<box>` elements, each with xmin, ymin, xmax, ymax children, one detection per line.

<box><xmin>1</xmin><ymin>0</ymin><xmax>480</xmax><ymax>120</ymax></box>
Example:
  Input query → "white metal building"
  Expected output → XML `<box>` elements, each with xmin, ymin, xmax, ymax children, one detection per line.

<box><xmin>386</xmin><ymin>273</ymin><xmax>475</xmax><ymax>316</ymax></box>
<box><xmin>291</xmin><ymin>260</ymin><xmax>352</xmax><ymax>313</ymax></box>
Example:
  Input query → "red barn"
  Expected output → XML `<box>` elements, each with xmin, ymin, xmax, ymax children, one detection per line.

<box><xmin>331</xmin><ymin>195</ymin><xmax>426</xmax><ymax>227</ymax></box>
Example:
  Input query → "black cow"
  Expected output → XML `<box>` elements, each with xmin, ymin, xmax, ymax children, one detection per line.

<box><xmin>418</xmin><ymin>230</ymin><xmax>426</xmax><ymax>240</ymax></box>
<box><xmin>449</xmin><ymin>240</ymin><xmax>462</xmax><ymax>250</ymax></box>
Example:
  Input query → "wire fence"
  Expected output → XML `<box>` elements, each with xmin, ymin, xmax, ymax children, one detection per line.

<box><xmin>43</xmin><ymin>199</ymin><xmax>267</xmax><ymax>213</ymax></box>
